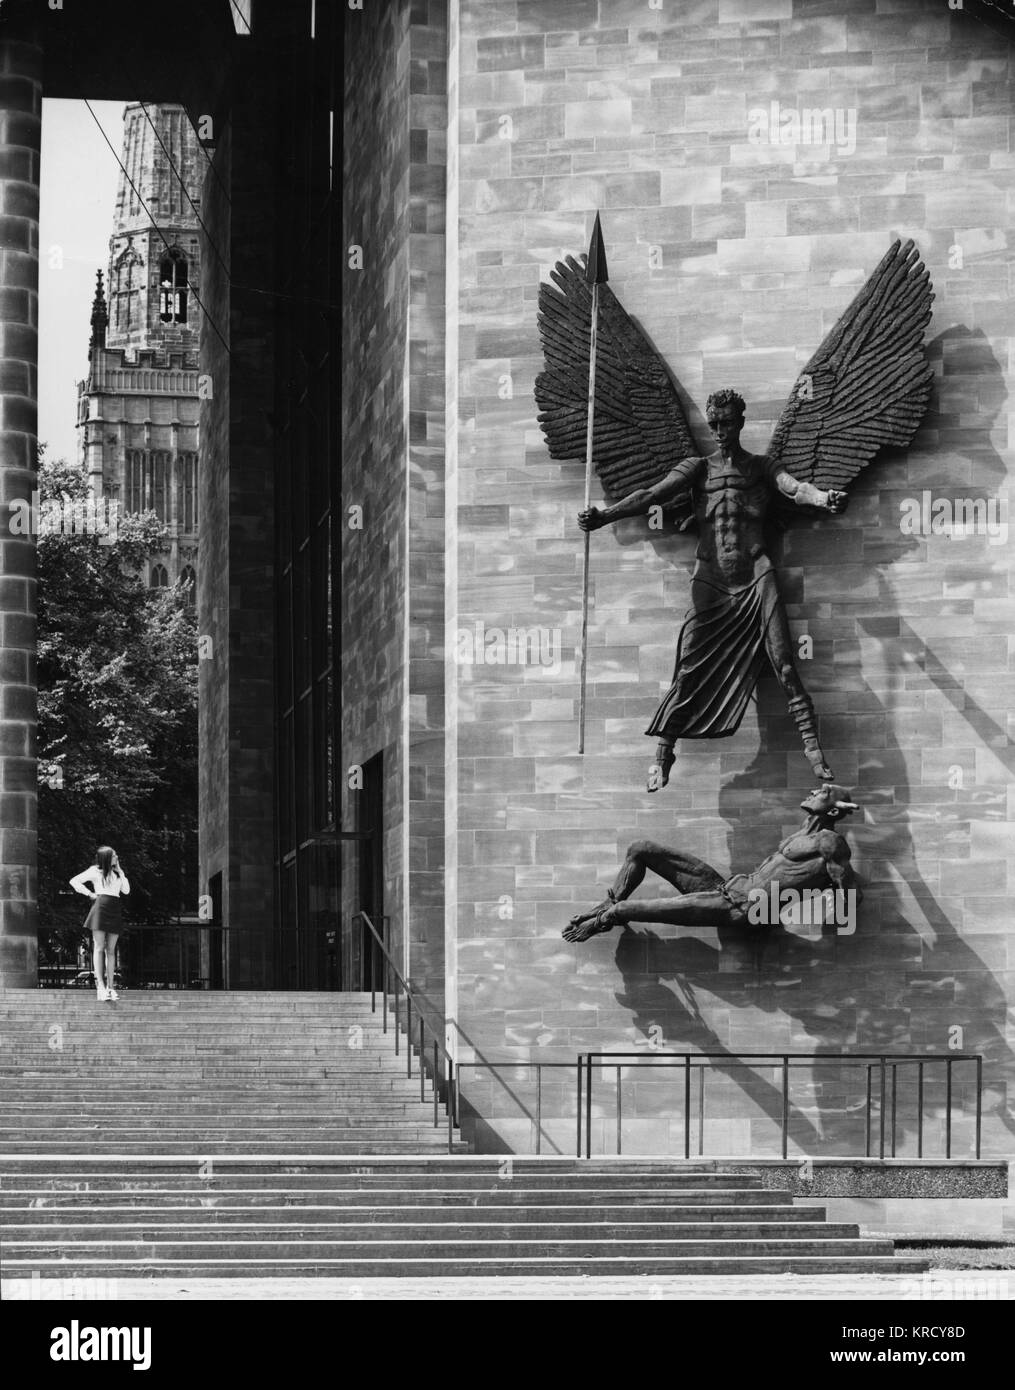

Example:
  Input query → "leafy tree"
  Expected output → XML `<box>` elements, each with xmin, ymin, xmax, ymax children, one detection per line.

<box><xmin>36</xmin><ymin>456</ymin><xmax>198</xmax><ymax>954</ymax></box>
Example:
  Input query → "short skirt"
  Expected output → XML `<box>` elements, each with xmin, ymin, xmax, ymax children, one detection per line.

<box><xmin>84</xmin><ymin>894</ymin><xmax>122</xmax><ymax>934</ymax></box>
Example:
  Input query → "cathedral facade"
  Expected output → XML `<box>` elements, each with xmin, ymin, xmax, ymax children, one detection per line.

<box><xmin>76</xmin><ymin>102</ymin><xmax>201</xmax><ymax>592</ymax></box>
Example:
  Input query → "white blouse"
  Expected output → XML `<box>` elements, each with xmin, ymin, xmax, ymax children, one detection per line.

<box><xmin>70</xmin><ymin>866</ymin><xmax>131</xmax><ymax>898</ymax></box>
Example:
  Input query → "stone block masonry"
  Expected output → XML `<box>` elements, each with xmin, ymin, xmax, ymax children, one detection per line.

<box><xmin>0</xmin><ymin>27</ymin><xmax>41</xmax><ymax>986</ymax></box>
<box><xmin>344</xmin><ymin>0</ymin><xmax>448</xmax><ymax>1003</ymax></box>
<box><xmin>445</xmin><ymin>0</ymin><xmax>1015</xmax><ymax>1156</ymax></box>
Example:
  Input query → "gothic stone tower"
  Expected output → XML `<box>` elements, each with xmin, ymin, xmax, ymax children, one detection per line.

<box><xmin>76</xmin><ymin>103</ymin><xmax>201</xmax><ymax>592</ymax></box>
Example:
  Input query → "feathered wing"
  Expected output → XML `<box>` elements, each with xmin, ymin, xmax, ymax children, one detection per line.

<box><xmin>766</xmin><ymin>238</ymin><xmax>934</xmax><ymax>496</ymax></box>
<box><xmin>535</xmin><ymin>255</ymin><xmax>696</xmax><ymax>503</ymax></box>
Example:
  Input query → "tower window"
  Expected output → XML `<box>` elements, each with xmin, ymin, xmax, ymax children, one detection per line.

<box><xmin>150</xmin><ymin>563</ymin><xmax>169</xmax><ymax>588</ymax></box>
<box><xmin>179</xmin><ymin>564</ymin><xmax>196</xmax><ymax>607</ymax></box>
<box><xmin>152</xmin><ymin>451</ymin><xmax>169</xmax><ymax>522</ymax></box>
<box><xmin>159</xmin><ymin>249</ymin><xmax>188</xmax><ymax>325</ymax></box>
<box><xmin>177</xmin><ymin>452</ymin><xmax>198</xmax><ymax>533</ymax></box>
<box><xmin>113</xmin><ymin>247</ymin><xmax>142</xmax><ymax>331</ymax></box>
<box><xmin>126</xmin><ymin>449</ymin><xmax>146</xmax><ymax>512</ymax></box>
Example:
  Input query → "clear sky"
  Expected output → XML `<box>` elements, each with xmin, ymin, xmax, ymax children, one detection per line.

<box><xmin>39</xmin><ymin>98</ymin><xmax>129</xmax><ymax>465</ymax></box>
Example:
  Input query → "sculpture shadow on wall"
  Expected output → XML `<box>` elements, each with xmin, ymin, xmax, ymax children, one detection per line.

<box><xmin>610</xmin><ymin>326</ymin><xmax>1014</xmax><ymax>1154</ymax></box>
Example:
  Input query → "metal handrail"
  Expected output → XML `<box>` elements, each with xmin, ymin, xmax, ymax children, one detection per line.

<box><xmin>454</xmin><ymin>1061</ymin><xmax>578</xmax><ymax>1155</ymax></box>
<box><xmin>577</xmin><ymin>1051</ymin><xmax>984</xmax><ymax>1161</ymax></box>
<box><xmin>351</xmin><ymin>911</ymin><xmax>458</xmax><ymax>1151</ymax></box>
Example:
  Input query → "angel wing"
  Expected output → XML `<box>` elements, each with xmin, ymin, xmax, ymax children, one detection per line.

<box><xmin>535</xmin><ymin>255</ymin><xmax>696</xmax><ymax>503</ymax></box>
<box><xmin>766</xmin><ymin>238</ymin><xmax>934</xmax><ymax>495</ymax></box>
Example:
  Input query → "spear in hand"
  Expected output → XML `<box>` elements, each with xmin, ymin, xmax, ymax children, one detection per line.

<box><xmin>577</xmin><ymin>213</ymin><xmax>609</xmax><ymax>755</ymax></box>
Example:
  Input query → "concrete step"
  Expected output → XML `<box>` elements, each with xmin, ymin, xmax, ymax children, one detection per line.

<box><xmin>0</xmin><ymin>1255</ymin><xmax>933</xmax><ymax>1276</ymax></box>
<box><xmin>0</xmin><ymin>1083</ymin><xmax>436</xmax><ymax>1098</ymax></box>
<box><xmin>0</xmin><ymin>1114</ymin><xmax>455</xmax><ymax>1129</ymax></box>
<box><xmin>0</xmin><ymin>1233</ymin><xmax>900</xmax><ymax>1258</ymax></box>
<box><xmin>0</xmin><ymin>1252</ymin><xmax>931</xmax><ymax>1277</ymax></box>
<box><xmin>0</xmin><ymin>1170</ymin><xmax>776</xmax><ymax>1191</ymax></box>
<box><xmin>0</xmin><ymin>1141</ymin><xmax>462</xmax><ymax>1155</ymax></box>
<box><xmin>1</xmin><ymin>1216</ymin><xmax>861</xmax><ymax>1240</ymax></box>
<box><xmin>0</xmin><ymin>1204</ymin><xmax>832</xmax><ymax>1225</ymax></box>
<box><xmin>1</xmin><ymin>1105</ymin><xmax>442</xmax><ymax>1118</ymax></box>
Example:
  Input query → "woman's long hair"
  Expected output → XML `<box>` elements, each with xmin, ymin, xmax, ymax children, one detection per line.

<box><xmin>95</xmin><ymin>845</ymin><xmax>120</xmax><ymax>883</ymax></box>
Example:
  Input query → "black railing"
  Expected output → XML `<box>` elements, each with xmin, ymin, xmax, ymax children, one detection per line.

<box><xmin>454</xmin><ymin>1062</ymin><xmax>578</xmax><ymax>1155</ymax></box>
<box><xmin>352</xmin><ymin>911</ymin><xmax>458</xmax><ymax>1152</ymax></box>
<box><xmin>577</xmin><ymin>1052</ymin><xmax>984</xmax><ymax>1161</ymax></box>
<box><xmin>38</xmin><ymin>922</ymin><xmax>220</xmax><ymax>990</ymax></box>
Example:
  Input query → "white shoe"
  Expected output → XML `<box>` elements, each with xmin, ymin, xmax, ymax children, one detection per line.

<box><xmin>107</xmin><ymin>988</ymin><xmax>119</xmax><ymax>1001</ymax></box>
<box><xmin>96</xmin><ymin>987</ymin><xmax>108</xmax><ymax>1001</ymax></box>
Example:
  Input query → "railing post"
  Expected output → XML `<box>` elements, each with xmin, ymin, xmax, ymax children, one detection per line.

<box><xmin>865</xmin><ymin>1065</ymin><xmax>872</xmax><ymax>1158</ymax></box>
<box><xmin>447</xmin><ymin>1057</ymin><xmax>454</xmax><ymax>1153</ymax></box>
<box><xmin>781</xmin><ymin>1056</ymin><xmax>789</xmax><ymax>1161</ymax></box>
<box><xmin>406</xmin><ymin>994</ymin><xmax>412</xmax><ymax>1077</ymax></box>
<box><xmin>879</xmin><ymin>1056</ymin><xmax>886</xmax><ymax>1160</ymax></box>
<box><xmin>432</xmin><ymin>1040</ymin><xmax>438</xmax><ymax>1125</ymax></box>
<box><xmin>381</xmin><ymin>959</ymin><xmax>388</xmax><ymax>1034</ymax></box>
<box><xmin>393</xmin><ymin>973</ymin><xmax>400</xmax><ymax>1057</ymax></box>
<box><xmin>684</xmin><ymin>1055</ymin><xmax>691</xmax><ymax>1161</ymax></box>
<box><xmin>698</xmin><ymin>1064</ymin><xmax>705</xmax><ymax>1158</ymax></box>
<box><xmin>945</xmin><ymin>1057</ymin><xmax>953</xmax><ymax>1159</ymax></box>
<box><xmin>616</xmin><ymin>1064</ymin><xmax>622</xmax><ymax>1156</ymax></box>
<box><xmin>419</xmin><ymin>1019</ymin><xmax>425</xmax><ymax>1101</ymax></box>
<box><xmin>917</xmin><ymin>1061</ymin><xmax>924</xmax><ymax>1160</ymax></box>
<box><xmin>890</xmin><ymin>1062</ymin><xmax>897</xmax><ymax>1158</ymax></box>
<box><xmin>536</xmin><ymin>1065</ymin><xmax>542</xmax><ymax>1157</ymax></box>
<box><xmin>975</xmin><ymin>1056</ymin><xmax>982</xmax><ymax>1160</ymax></box>
<box><xmin>576</xmin><ymin>1056</ymin><xmax>583</xmax><ymax>1159</ymax></box>
<box><xmin>585</xmin><ymin>1054</ymin><xmax>593</xmax><ymax>1160</ymax></box>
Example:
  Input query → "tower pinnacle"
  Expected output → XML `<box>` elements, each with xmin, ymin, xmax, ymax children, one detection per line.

<box><xmin>89</xmin><ymin>269</ymin><xmax>108</xmax><ymax>351</ymax></box>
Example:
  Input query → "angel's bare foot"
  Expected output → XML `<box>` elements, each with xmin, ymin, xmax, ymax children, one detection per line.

<box><xmin>805</xmin><ymin>746</ymin><xmax>834</xmax><ymax>781</ymax></box>
<box><xmin>563</xmin><ymin>906</ymin><xmax>618</xmax><ymax>943</ymax></box>
<box><xmin>647</xmin><ymin>742</ymin><xmax>675</xmax><ymax>793</ymax></box>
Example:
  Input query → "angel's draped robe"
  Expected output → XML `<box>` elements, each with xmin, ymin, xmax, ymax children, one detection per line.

<box><xmin>645</xmin><ymin>454</ymin><xmax>785</xmax><ymax>743</ymax></box>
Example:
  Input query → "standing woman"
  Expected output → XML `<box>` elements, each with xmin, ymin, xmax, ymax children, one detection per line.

<box><xmin>70</xmin><ymin>847</ymin><xmax>130</xmax><ymax>1001</ymax></box>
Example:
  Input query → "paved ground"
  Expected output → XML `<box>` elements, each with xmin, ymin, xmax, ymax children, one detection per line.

<box><xmin>3</xmin><ymin>1271</ymin><xmax>1011</xmax><ymax>1300</ymax></box>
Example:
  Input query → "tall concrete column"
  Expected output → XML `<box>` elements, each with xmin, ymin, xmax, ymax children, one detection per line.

<box><xmin>0</xmin><ymin>21</ymin><xmax>42</xmax><ymax>986</ymax></box>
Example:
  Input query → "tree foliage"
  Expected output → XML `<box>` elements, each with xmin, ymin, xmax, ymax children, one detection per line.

<box><xmin>37</xmin><ymin>457</ymin><xmax>198</xmax><ymax>939</ymax></box>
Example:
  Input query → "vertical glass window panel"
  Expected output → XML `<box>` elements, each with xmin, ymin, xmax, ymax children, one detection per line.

<box><xmin>279</xmin><ymin>859</ymin><xmax>297</xmax><ymax>988</ymax></box>
<box><xmin>295</xmin><ymin>695</ymin><xmax>311</xmax><ymax>847</ymax></box>
<box><xmin>324</xmin><ymin>670</ymin><xmax>335</xmax><ymax>826</ymax></box>
<box><xmin>279</xmin><ymin>569</ymin><xmax>293</xmax><ymax>713</ymax></box>
<box><xmin>310</xmin><ymin>522</ymin><xmax>328</xmax><ymax>682</ymax></box>
<box><xmin>312</xmin><ymin>678</ymin><xmax>327</xmax><ymax>830</ymax></box>
<box><xmin>294</xmin><ymin>548</ymin><xmax>310</xmax><ymax>696</ymax></box>
<box><xmin>149</xmin><ymin>563</ymin><xmax>168</xmax><ymax>588</ymax></box>
<box><xmin>280</xmin><ymin>712</ymin><xmax>295</xmax><ymax>854</ymax></box>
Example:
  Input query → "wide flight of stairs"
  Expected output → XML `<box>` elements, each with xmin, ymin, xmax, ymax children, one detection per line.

<box><xmin>0</xmin><ymin>1159</ymin><xmax>931</xmax><ymax>1278</ymax></box>
<box><xmin>0</xmin><ymin>990</ymin><xmax>930</xmax><ymax>1278</ymax></box>
<box><xmin>0</xmin><ymin>990</ymin><xmax>458</xmax><ymax>1155</ymax></box>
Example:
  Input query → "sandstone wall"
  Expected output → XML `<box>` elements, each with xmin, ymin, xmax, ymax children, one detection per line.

<box><xmin>447</xmin><ymin>0</ymin><xmax>1015</xmax><ymax>1158</ymax></box>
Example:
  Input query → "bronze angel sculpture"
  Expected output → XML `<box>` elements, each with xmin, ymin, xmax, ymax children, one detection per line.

<box><xmin>535</xmin><ymin>234</ymin><xmax>934</xmax><ymax>792</ymax></box>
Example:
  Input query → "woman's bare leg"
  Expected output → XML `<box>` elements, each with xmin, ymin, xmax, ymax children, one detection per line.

<box><xmin>105</xmin><ymin>934</ymin><xmax>119</xmax><ymax>998</ymax></box>
<box><xmin>91</xmin><ymin>930</ymin><xmax>107</xmax><ymax>998</ymax></box>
